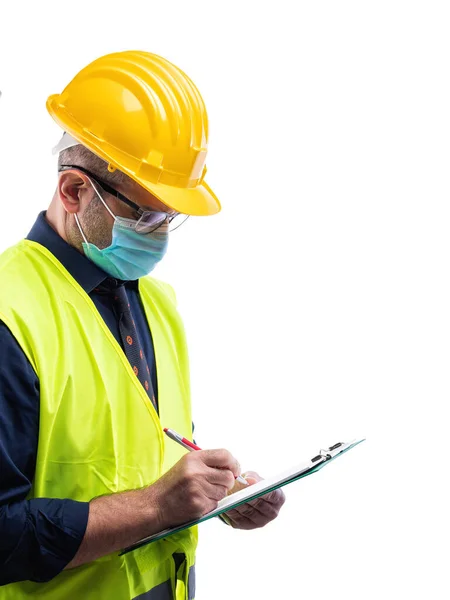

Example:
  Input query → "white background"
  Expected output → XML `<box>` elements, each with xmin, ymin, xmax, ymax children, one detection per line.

<box><xmin>1</xmin><ymin>1</ymin><xmax>449</xmax><ymax>598</ymax></box>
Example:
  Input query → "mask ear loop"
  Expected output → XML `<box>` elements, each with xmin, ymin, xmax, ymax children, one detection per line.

<box><xmin>74</xmin><ymin>213</ymin><xmax>89</xmax><ymax>245</ymax></box>
<box><xmin>88</xmin><ymin>177</ymin><xmax>117</xmax><ymax>221</ymax></box>
<box><xmin>74</xmin><ymin>177</ymin><xmax>117</xmax><ymax>245</ymax></box>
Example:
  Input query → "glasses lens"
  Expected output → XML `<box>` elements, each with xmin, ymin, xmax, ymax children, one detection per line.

<box><xmin>169</xmin><ymin>213</ymin><xmax>190</xmax><ymax>232</ymax></box>
<box><xmin>135</xmin><ymin>212</ymin><xmax>167</xmax><ymax>234</ymax></box>
<box><xmin>134</xmin><ymin>212</ymin><xmax>190</xmax><ymax>234</ymax></box>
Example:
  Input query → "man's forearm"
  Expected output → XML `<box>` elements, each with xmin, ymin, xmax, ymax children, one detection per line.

<box><xmin>66</xmin><ymin>486</ymin><xmax>162</xmax><ymax>569</ymax></box>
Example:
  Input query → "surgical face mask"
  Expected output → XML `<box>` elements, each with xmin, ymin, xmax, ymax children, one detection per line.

<box><xmin>75</xmin><ymin>181</ymin><xmax>169</xmax><ymax>281</ymax></box>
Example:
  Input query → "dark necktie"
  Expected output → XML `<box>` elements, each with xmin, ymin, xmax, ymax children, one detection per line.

<box><xmin>97</xmin><ymin>280</ymin><xmax>158</xmax><ymax>413</ymax></box>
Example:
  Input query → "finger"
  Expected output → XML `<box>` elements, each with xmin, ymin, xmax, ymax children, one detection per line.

<box><xmin>226</xmin><ymin>504</ymin><xmax>269</xmax><ymax>528</ymax></box>
<box><xmin>225</xmin><ymin>508</ymin><xmax>264</xmax><ymax>530</ymax></box>
<box><xmin>244</xmin><ymin>476</ymin><xmax>259</xmax><ymax>486</ymax></box>
<box><xmin>242</xmin><ymin>470</ymin><xmax>262</xmax><ymax>482</ymax></box>
<box><xmin>227</xmin><ymin>477</ymin><xmax>250</xmax><ymax>496</ymax></box>
<box><xmin>249</xmin><ymin>488</ymin><xmax>286</xmax><ymax>507</ymax></box>
<box><xmin>246</xmin><ymin>499</ymin><xmax>281</xmax><ymax>521</ymax></box>
<box><xmin>200</xmin><ymin>449</ymin><xmax>241</xmax><ymax>477</ymax></box>
<box><xmin>205</xmin><ymin>467</ymin><xmax>236</xmax><ymax>490</ymax></box>
<box><xmin>228</xmin><ymin>514</ymin><xmax>259</xmax><ymax>530</ymax></box>
<box><xmin>247</xmin><ymin>496</ymin><xmax>282</xmax><ymax>514</ymax></box>
<box><xmin>237</xmin><ymin>498</ymin><xmax>281</xmax><ymax>522</ymax></box>
<box><xmin>203</xmin><ymin>481</ymin><xmax>230</xmax><ymax>502</ymax></box>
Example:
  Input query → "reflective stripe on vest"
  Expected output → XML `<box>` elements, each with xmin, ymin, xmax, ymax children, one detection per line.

<box><xmin>0</xmin><ymin>240</ymin><xmax>198</xmax><ymax>599</ymax></box>
<box><xmin>133</xmin><ymin>580</ymin><xmax>173</xmax><ymax>600</ymax></box>
<box><xmin>188</xmin><ymin>565</ymin><xmax>196</xmax><ymax>600</ymax></box>
<box><xmin>132</xmin><ymin>566</ymin><xmax>195</xmax><ymax>600</ymax></box>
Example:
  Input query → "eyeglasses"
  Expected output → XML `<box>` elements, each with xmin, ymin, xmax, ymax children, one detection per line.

<box><xmin>58</xmin><ymin>164</ymin><xmax>190</xmax><ymax>234</ymax></box>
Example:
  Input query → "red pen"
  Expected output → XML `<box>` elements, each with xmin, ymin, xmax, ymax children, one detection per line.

<box><xmin>163</xmin><ymin>427</ymin><xmax>248</xmax><ymax>485</ymax></box>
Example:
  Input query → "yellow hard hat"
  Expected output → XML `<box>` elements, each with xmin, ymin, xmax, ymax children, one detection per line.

<box><xmin>47</xmin><ymin>51</ymin><xmax>220</xmax><ymax>216</ymax></box>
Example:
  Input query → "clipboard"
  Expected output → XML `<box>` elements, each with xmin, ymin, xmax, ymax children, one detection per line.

<box><xmin>121</xmin><ymin>438</ymin><xmax>365</xmax><ymax>555</ymax></box>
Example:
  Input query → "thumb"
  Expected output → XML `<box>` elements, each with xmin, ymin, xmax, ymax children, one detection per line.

<box><xmin>242</xmin><ymin>471</ymin><xmax>261</xmax><ymax>485</ymax></box>
<box><xmin>245</xmin><ymin>477</ymin><xmax>259</xmax><ymax>485</ymax></box>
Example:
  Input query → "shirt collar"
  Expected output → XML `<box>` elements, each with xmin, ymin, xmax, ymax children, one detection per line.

<box><xmin>26</xmin><ymin>212</ymin><xmax>138</xmax><ymax>293</ymax></box>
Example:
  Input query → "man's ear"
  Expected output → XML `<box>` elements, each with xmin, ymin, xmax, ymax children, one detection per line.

<box><xmin>58</xmin><ymin>170</ymin><xmax>91</xmax><ymax>214</ymax></box>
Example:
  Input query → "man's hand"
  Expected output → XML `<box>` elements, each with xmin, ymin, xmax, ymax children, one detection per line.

<box><xmin>150</xmin><ymin>449</ymin><xmax>241</xmax><ymax>530</ymax></box>
<box><xmin>67</xmin><ymin>449</ymin><xmax>240</xmax><ymax>569</ymax></box>
<box><xmin>223</xmin><ymin>470</ymin><xmax>286</xmax><ymax>530</ymax></box>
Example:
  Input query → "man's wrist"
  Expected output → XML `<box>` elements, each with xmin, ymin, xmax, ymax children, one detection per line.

<box><xmin>142</xmin><ymin>484</ymin><xmax>166</xmax><ymax>533</ymax></box>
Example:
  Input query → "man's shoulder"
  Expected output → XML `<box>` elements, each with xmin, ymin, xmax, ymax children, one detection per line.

<box><xmin>0</xmin><ymin>240</ymin><xmax>26</xmax><ymax>270</ymax></box>
<box><xmin>0</xmin><ymin>240</ymin><xmax>50</xmax><ymax>277</ymax></box>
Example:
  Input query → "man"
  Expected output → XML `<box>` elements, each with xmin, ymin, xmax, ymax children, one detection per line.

<box><xmin>0</xmin><ymin>51</ymin><xmax>285</xmax><ymax>599</ymax></box>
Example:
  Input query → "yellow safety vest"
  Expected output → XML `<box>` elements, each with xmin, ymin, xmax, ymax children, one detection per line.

<box><xmin>0</xmin><ymin>240</ymin><xmax>198</xmax><ymax>599</ymax></box>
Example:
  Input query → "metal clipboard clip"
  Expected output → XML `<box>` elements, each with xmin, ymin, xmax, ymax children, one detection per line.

<box><xmin>310</xmin><ymin>442</ymin><xmax>344</xmax><ymax>464</ymax></box>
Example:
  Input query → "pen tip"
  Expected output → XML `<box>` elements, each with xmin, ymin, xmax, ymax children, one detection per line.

<box><xmin>163</xmin><ymin>428</ymin><xmax>168</xmax><ymax>433</ymax></box>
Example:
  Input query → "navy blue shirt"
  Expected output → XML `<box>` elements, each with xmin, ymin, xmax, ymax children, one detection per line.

<box><xmin>0</xmin><ymin>212</ymin><xmax>162</xmax><ymax>585</ymax></box>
